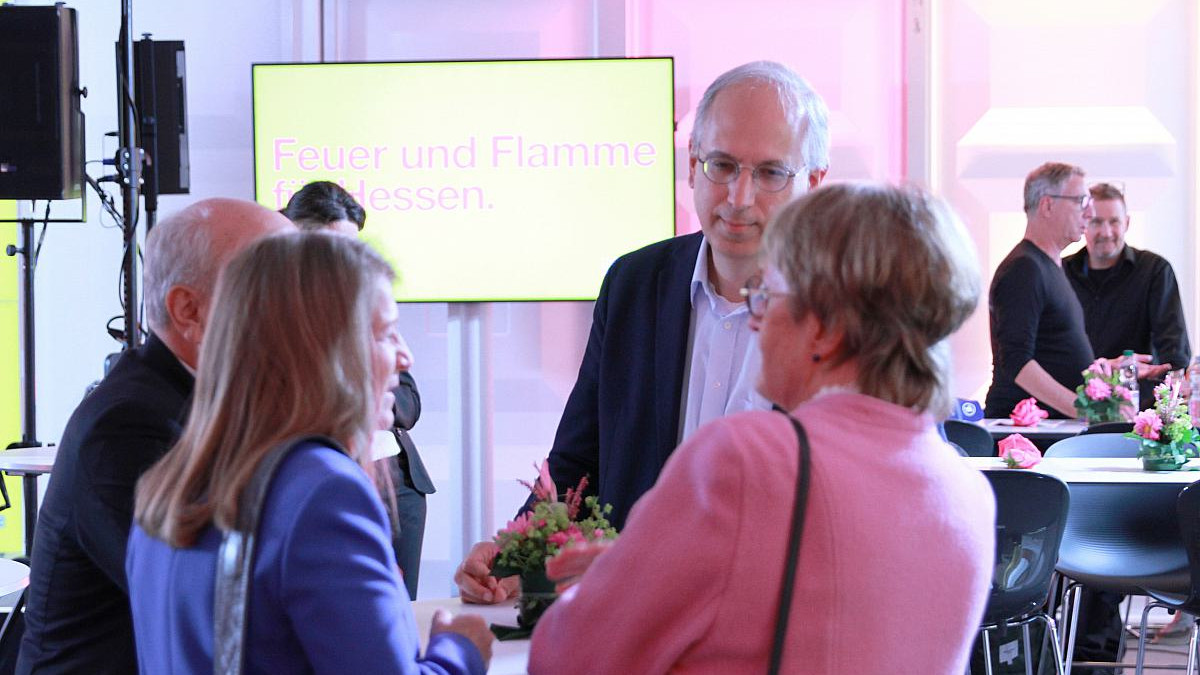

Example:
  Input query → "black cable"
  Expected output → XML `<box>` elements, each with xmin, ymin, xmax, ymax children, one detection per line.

<box><xmin>32</xmin><ymin>200</ymin><xmax>50</xmax><ymax>268</ymax></box>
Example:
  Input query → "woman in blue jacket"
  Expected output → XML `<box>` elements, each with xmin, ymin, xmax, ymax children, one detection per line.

<box><xmin>126</xmin><ymin>231</ymin><xmax>491</xmax><ymax>674</ymax></box>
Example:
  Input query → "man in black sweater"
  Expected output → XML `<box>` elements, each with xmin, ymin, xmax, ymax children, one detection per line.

<box><xmin>986</xmin><ymin>162</ymin><xmax>1097</xmax><ymax>418</ymax></box>
<box><xmin>18</xmin><ymin>199</ymin><xmax>293</xmax><ymax>675</ymax></box>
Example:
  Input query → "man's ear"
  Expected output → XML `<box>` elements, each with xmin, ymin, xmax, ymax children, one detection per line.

<box><xmin>164</xmin><ymin>285</ymin><xmax>205</xmax><ymax>345</ymax></box>
<box><xmin>687</xmin><ymin>138</ymin><xmax>697</xmax><ymax>189</ymax></box>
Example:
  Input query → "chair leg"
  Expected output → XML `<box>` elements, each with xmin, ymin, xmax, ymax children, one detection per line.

<box><xmin>1136</xmin><ymin>600</ymin><xmax>1161</xmax><ymax>675</ymax></box>
<box><xmin>1188</xmin><ymin>621</ymin><xmax>1198</xmax><ymax>675</ymax></box>
<box><xmin>982</xmin><ymin>627</ymin><xmax>995</xmax><ymax>675</ymax></box>
<box><xmin>1062</xmin><ymin>583</ymin><xmax>1083</xmax><ymax>672</ymax></box>
<box><xmin>1022</xmin><ymin>623</ymin><xmax>1034</xmax><ymax>675</ymax></box>
<box><xmin>1041</xmin><ymin>613</ymin><xmax>1068</xmax><ymax>675</ymax></box>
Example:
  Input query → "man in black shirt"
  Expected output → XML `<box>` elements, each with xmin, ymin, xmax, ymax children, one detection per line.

<box><xmin>985</xmin><ymin>162</ymin><xmax>1097</xmax><ymax>418</ymax></box>
<box><xmin>1063</xmin><ymin>182</ymin><xmax>1189</xmax><ymax>405</ymax></box>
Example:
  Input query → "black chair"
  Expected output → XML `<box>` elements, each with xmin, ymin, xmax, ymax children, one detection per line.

<box><xmin>1078</xmin><ymin>421</ymin><xmax>1134</xmax><ymax>436</ymax></box>
<box><xmin>1056</xmin><ymin>482</ymin><xmax>1189</xmax><ymax>672</ymax></box>
<box><xmin>979</xmin><ymin>470</ymin><xmax>1070</xmax><ymax>675</ymax></box>
<box><xmin>945</xmin><ymin>419</ymin><xmax>994</xmax><ymax>457</ymax></box>
<box><xmin>1135</xmin><ymin>479</ymin><xmax>1200</xmax><ymax>675</ymax></box>
<box><xmin>1045</xmin><ymin>432</ymin><xmax>1140</xmax><ymax>458</ymax></box>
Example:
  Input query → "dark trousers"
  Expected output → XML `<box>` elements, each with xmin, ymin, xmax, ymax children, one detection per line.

<box><xmin>386</xmin><ymin>451</ymin><xmax>427</xmax><ymax>600</ymax></box>
<box><xmin>1071</xmin><ymin>588</ymin><xmax>1123</xmax><ymax>675</ymax></box>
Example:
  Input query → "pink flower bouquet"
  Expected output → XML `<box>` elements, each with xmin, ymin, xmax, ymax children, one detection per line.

<box><xmin>998</xmin><ymin>433</ymin><xmax>1042</xmax><ymax>469</ymax></box>
<box><xmin>490</xmin><ymin>461</ymin><xmax>618</xmax><ymax>634</ymax></box>
<box><xmin>1009</xmin><ymin>398</ymin><xmax>1049</xmax><ymax>427</ymax></box>
<box><xmin>1126</xmin><ymin>374</ymin><xmax>1198</xmax><ymax>470</ymax></box>
<box><xmin>492</xmin><ymin>461</ymin><xmax>617</xmax><ymax>579</ymax></box>
<box><xmin>1074</xmin><ymin>358</ymin><xmax>1135</xmax><ymax>423</ymax></box>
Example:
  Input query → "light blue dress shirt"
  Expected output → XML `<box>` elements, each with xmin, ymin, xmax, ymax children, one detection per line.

<box><xmin>678</xmin><ymin>237</ymin><xmax>770</xmax><ymax>442</ymax></box>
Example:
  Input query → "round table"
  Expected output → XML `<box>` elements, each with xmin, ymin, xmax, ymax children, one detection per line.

<box><xmin>0</xmin><ymin>558</ymin><xmax>30</xmax><ymax>596</ymax></box>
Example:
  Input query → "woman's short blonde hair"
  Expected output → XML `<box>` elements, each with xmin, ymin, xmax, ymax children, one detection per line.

<box><xmin>762</xmin><ymin>183</ymin><xmax>981</xmax><ymax>415</ymax></box>
<box><xmin>135</xmin><ymin>231</ymin><xmax>393</xmax><ymax>546</ymax></box>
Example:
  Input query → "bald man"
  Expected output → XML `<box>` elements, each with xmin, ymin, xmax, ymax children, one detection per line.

<box><xmin>18</xmin><ymin>199</ymin><xmax>293</xmax><ymax>675</ymax></box>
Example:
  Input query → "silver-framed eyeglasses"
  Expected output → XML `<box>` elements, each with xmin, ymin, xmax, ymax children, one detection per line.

<box><xmin>1047</xmin><ymin>193</ymin><xmax>1093</xmax><ymax>211</ymax></box>
<box><xmin>740</xmin><ymin>275</ymin><xmax>791</xmax><ymax>319</ymax></box>
<box><xmin>696</xmin><ymin>148</ymin><xmax>803</xmax><ymax>193</ymax></box>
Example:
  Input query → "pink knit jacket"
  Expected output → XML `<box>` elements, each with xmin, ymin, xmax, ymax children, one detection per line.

<box><xmin>529</xmin><ymin>392</ymin><xmax>995</xmax><ymax>674</ymax></box>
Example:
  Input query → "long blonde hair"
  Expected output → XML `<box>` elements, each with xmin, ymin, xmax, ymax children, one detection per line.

<box><xmin>135</xmin><ymin>231</ymin><xmax>393</xmax><ymax>546</ymax></box>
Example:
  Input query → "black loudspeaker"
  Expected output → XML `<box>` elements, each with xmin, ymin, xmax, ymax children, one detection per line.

<box><xmin>0</xmin><ymin>5</ymin><xmax>84</xmax><ymax>200</ymax></box>
<box><xmin>133</xmin><ymin>38</ymin><xmax>189</xmax><ymax>196</ymax></box>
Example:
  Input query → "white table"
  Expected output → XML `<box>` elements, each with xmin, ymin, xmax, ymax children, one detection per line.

<box><xmin>982</xmin><ymin>418</ymin><xmax>1088</xmax><ymax>440</ymax></box>
<box><xmin>0</xmin><ymin>559</ymin><xmax>29</xmax><ymax>597</ymax></box>
<box><xmin>412</xmin><ymin>597</ymin><xmax>529</xmax><ymax>674</ymax></box>
<box><xmin>965</xmin><ymin>456</ymin><xmax>1200</xmax><ymax>484</ymax></box>
<box><xmin>0</xmin><ymin>446</ymin><xmax>57</xmax><ymax>554</ymax></box>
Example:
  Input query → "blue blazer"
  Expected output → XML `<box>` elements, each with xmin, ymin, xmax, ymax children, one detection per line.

<box><xmin>127</xmin><ymin>442</ymin><xmax>484</xmax><ymax>675</ymax></box>
<box><xmin>545</xmin><ymin>232</ymin><xmax>702</xmax><ymax>530</ymax></box>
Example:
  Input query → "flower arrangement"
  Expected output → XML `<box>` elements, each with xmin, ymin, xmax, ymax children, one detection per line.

<box><xmin>489</xmin><ymin>461</ymin><xmax>617</xmax><ymax>635</ymax></box>
<box><xmin>492</xmin><ymin>461</ymin><xmax>618</xmax><ymax>579</ymax></box>
<box><xmin>1126</xmin><ymin>375</ymin><xmax>1198</xmax><ymax>470</ymax></box>
<box><xmin>1074</xmin><ymin>358</ymin><xmax>1135</xmax><ymax>424</ymax></box>
<box><xmin>1009</xmin><ymin>398</ymin><xmax>1048</xmax><ymax>427</ymax></box>
<box><xmin>998</xmin><ymin>434</ymin><xmax>1042</xmax><ymax>469</ymax></box>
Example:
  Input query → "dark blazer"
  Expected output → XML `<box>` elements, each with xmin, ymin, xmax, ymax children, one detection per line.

<box><xmin>388</xmin><ymin>370</ymin><xmax>433</xmax><ymax>599</ymax></box>
<box><xmin>544</xmin><ymin>232</ymin><xmax>701</xmax><ymax>530</ymax></box>
<box><xmin>392</xmin><ymin>371</ymin><xmax>433</xmax><ymax>495</ymax></box>
<box><xmin>19</xmin><ymin>333</ymin><xmax>193</xmax><ymax>675</ymax></box>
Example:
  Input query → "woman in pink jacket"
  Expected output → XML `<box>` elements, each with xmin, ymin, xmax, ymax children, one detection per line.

<box><xmin>529</xmin><ymin>183</ymin><xmax>996</xmax><ymax>674</ymax></box>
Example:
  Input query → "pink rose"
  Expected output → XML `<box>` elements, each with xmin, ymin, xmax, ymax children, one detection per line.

<box><xmin>548</xmin><ymin>525</ymin><xmax>585</xmax><ymax>548</ymax></box>
<box><xmin>1113</xmin><ymin>385</ymin><xmax>1134</xmax><ymax>402</ymax></box>
<box><xmin>1133</xmin><ymin>410</ymin><xmax>1163</xmax><ymax>441</ymax></box>
<box><xmin>998</xmin><ymin>434</ymin><xmax>1042</xmax><ymax>469</ymax></box>
<box><xmin>1010</xmin><ymin>397</ymin><xmax>1049</xmax><ymax>427</ymax></box>
<box><xmin>1085</xmin><ymin>378</ymin><xmax>1113</xmax><ymax>401</ymax></box>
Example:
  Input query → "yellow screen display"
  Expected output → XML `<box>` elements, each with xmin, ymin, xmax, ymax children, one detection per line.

<box><xmin>253</xmin><ymin>58</ymin><xmax>676</xmax><ymax>302</ymax></box>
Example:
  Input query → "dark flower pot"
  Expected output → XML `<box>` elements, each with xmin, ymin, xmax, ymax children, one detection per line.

<box><xmin>516</xmin><ymin>567</ymin><xmax>558</xmax><ymax>630</ymax></box>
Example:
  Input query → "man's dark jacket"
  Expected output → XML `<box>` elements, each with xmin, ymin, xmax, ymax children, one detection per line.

<box><xmin>18</xmin><ymin>333</ymin><xmax>193</xmax><ymax>675</ymax></box>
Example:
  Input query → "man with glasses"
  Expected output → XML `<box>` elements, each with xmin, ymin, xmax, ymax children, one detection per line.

<box><xmin>455</xmin><ymin>61</ymin><xmax>829</xmax><ymax>603</ymax></box>
<box><xmin>985</xmin><ymin>162</ymin><xmax>1097</xmax><ymax>419</ymax></box>
<box><xmin>1063</xmin><ymin>182</ymin><xmax>1187</xmax><ymax>402</ymax></box>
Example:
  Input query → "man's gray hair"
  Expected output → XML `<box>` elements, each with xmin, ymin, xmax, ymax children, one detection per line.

<box><xmin>1023</xmin><ymin>162</ymin><xmax>1085</xmax><ymax>215</ymax></box>
<box><xmin>690</xmin><ymin>61</ymin><xmax>831</xmax><ymax>174</ymax></box>
<box><xmin>143</xmin><ymin>203</ymin><xmax>220</xmax><ymax>332</ymax></box>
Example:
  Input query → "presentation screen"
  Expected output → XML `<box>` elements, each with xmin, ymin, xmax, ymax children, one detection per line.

<box><xmin>252</xmin><ymin>57</ymin><xmax>676</xmax><ymax>302</ymax></box>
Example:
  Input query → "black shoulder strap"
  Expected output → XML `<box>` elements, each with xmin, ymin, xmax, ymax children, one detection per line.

<box><xmin>213</xmin><ymin>435</ymin><xmax>345</xmax><ymax>675</ymax></box>
<box><xmin>768</xmin><ymin>414</ymin><xmax>812</xmax><ymax>675</ymax></box>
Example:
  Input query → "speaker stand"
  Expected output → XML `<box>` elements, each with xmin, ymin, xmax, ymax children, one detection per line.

<box><xmin>4</xmin><ymin>218</ymin><xmax>45</xmax><ymax>554</ymax></box>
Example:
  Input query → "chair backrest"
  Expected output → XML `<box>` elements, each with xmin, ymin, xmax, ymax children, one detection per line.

<box><xmin>1045</xmin><ymin>432</ymin><xmax>1139</xmax><ymax>458</ymax></box>
<box><xmin>1078</xmin><ymin>421</ymin><xmax>1134</xmax><ymax>436</ymax></box>
<box><xmin>1056</xmin><ymin>482</ymin><xmax>1188</xmax><ymax>592</ymax></box>
<box><xmin>944</xmin><ymin>419</ymin><xmax>994</xmax><ymax>457</ymax></box>
<box><xmin>981</xmin><ymin>470</ymin><xmax>1070</xmax><ymax>625</ymax></box>
<box><xmin>1168</xmin><ymin>481</ymin><xmax>1200</xmax><ymax>612</ymax></box>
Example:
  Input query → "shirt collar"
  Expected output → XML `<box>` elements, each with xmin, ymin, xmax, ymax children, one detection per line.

<box><xmin>689</xmin><ymin>237</ymin><xmax>747</xmax><ymax>315</ymax></box>
<box><xmin>1081</xmin><ymin>244</ymin><xmax>1136</xmax><ymax>274</ymax></box>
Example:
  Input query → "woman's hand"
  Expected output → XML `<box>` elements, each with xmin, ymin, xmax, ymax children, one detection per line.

<box><xmin>430</xmin><ymin>609</ymin><xmax>494</xmax><ymax>668</ymax></box>
<box><xmin>545</xmin><ymin>540</ymin><xmax>615</xmax><ymax>592</ymax></box>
